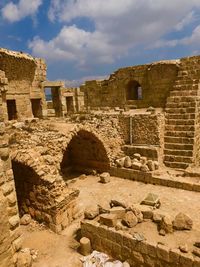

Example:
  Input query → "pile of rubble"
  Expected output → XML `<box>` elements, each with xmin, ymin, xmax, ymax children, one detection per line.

<box><xmin>115</xmin><ymin>154</ymin><xmax>159</xmax><ymax>172</ymax></box>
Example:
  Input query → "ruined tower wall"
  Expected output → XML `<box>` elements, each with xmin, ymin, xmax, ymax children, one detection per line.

<box><xmin>80</xmin><ymin>62</ymin><xmax>178</xmax><ymax>109</ymax></box>
<box><xmin>0</xmin><ymin>49</ymin><xmax>47</xmax><ymax>120</ymax></box>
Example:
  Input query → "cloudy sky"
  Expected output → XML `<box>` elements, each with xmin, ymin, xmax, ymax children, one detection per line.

<box><xmin>1</xmin><ymin>0</ymin><xmax>200</xmax><ymax>84</ymax></box>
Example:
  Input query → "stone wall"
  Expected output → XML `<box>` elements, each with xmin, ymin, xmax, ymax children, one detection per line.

<box><xmin>0</xmin><ymin>48</ymin><xmax>46</xmax><ymax>120</ymax></box>
<box><xmin>0</xmin><ymin>122</ymin><xmax>21</xmax><ymax>266</ymax></box>
<box><xmin>81</xmin><ymin>220</ymin><xmax>200</xmax><ymax>267</ymax></box>
<box><xmin>80</xmin><ymin>61</ymin><xmax>178</xmax><ymax>109</ymax></box>
<box><xmin>0</xmin><ymin>70</ymin><xmax>8</xmax><ymax>121</ymax></box>
<box><xmin>119</xmin><ymin>113</ymin><xmax>164</xmax><ymax>145</ymax></box>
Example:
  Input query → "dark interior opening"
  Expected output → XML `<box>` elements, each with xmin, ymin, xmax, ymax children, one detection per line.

<box><xmin>51</xmin><ymin>87</ymin><xmax>62</xmax><ymax>117</ymax></box>
<box><xmin>126</xmin><ymin>80</ymin><xmax>142</xmax><ymax>100</ymax></box>
<box><xmin>66</xmin><ymin>96</ymin><xmax>74</xmax><ymax>113</ymax></box>
<box><xmin>7</xmin><ymin>99</ymin><xmax>17</xmax><ymax>120</ymax></box>
<box><xmin>31</xmin><ymin>98</ymin><xmax>42</xmax><ymax>118</ymax></box>
<box><xmin>61</xmin><ymin>130</ymin><xmax>110</xmax><ymax>177</ymax></box>
<box><xmin>12</xmin><ymin>161</ymin><xmax>40</xmax><ymax>218</ymax></box>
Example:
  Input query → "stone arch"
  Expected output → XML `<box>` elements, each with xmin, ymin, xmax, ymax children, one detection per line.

<box><xmin>61</xmin><ymin>129</ymin><xmax>110</xmax><ymax>175</ymax></box>
<box><xmin>126</xmin><ymin>80</ymin><xmax>142</xmax><ymax>100</ymax></box>
<box><xmin>11</xmin><ymin>160</ymin><xmax>40</xmax><ymax>218</ymax></box>
<box><xmin>10</xmin><ymin>151</ymin><xmax>50</xmax><ymax>223</ymax></box>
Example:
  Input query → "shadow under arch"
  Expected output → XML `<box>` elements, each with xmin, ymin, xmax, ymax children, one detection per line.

<box><xmin>12</xmin><ymin>160</ymin><xmax>41</xmax><ymax>218</ymax></box>
<box><xmin>60</xmin><ymin>129</ymin><xmax>110</xmax><ymax>175</ymax></box>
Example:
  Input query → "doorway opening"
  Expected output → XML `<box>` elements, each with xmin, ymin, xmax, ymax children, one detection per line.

<box><xmin>7</xmin><ymin>100</ymin><xmax>17</xmax><ymax>120</ymax></box>
<box><xmin>31</xmin><ymin>99</ymin><xmax>42</xmax><ymax>118</ymax></box>
<box><xmin>126</xmin><ymin>81</ymin><xmax>142</xmax><ymax>100</ymax></box>
<box><xmin>66</xmin><ymin>96</ymin><xmax>74</xmax><ymax>113</ymax></box>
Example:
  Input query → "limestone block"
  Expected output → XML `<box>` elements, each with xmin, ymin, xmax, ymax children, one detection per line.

<box><xmin>9</xmin><ymin>215</ymin><xmax>19</xmax><ymax>230</ymax></box>
<box><xmin>124</xmin><ymin>156</ymin><xmax>132</xmax><ymax>168</ymax></box>
<box><xmin>99</xmin><ymin>213</ymin><xmax>118</xmax><ymax>227</ymax></box>
<box><xmin>173</xmin><ymin>212</ymin><xmax>193</xmax><ymax>230</ymax></box>
<box><xmin>132</xmin><ymin>161</ymin><xmax>142</xmax><ymax>170</ymax></box>
<box><xmin>160</xmin><ymin>215</ymin><xmax>173</xmax><ymax>234</ymax></box>
<box><xmin>0</xmin><ymin>147</ymin><xmax>9</xmax><ymax>160</ymax></box>
<box><xmin>99</xmin><ymin>172</ymin><xmax>110</xmax><ymax>183</ymax></box>
<box><xmin>84</xmin><ymin>205</ymin><xmax>99</xmax><ymax>220</ymax></box>
<box><xmin>20</xmin><ymin>214</ymin><xmax>31</xmax><ymax>225</ymax></box>
<box><xmin>13</xmin><ymin>237</ymin><xmax>22</xmax><ymax>252</ymax></box>
<box><xmin>109</xmin><ymin>207</ymin><xmax>126</xmax><ymax>219</ymax></box>
<box><xmin>122</xmin><ymin>211</ymin><xmax>138</xmax><ymax>228</ymax></box>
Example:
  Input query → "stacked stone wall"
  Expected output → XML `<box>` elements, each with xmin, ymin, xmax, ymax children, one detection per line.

<box><xmin>80</xmin><ymin>61</ymin><xmax>178</xmax><ymax>109</ymax></box>
<box><xmin>81</xmin><ymin>220</ymin><xmax>200</xmax><ymax>267</ymax></box>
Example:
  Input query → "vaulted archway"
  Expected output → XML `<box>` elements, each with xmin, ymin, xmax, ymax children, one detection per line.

<box><xmin>126</xmin><ymin>80</ymin><xmax>142</xmax><ymax>100</ymax></box>
<box><xmin>61</xmin><ymin>130</ymin><xmax>110</xmax><ymax>175</ymax></box>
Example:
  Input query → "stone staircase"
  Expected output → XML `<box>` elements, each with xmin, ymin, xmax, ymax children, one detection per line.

<box><xmin>164</xmin><ymin>68</ymin><xmax>200</xmax><ymax>169</ymax></box>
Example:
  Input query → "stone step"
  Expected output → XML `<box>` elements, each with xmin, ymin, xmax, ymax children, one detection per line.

<box><xmin>165</xmin><ymin>107</ymin><xmax>196</xmax><ymax>114</ymax></box>
<box><xmin>164</xmin><ymin>142</ymin><xmax>193</xmax><ymax>150</ymax></box>
<box><xmin>164</xmin><ymin>155</ymin><xmax>193</xmax><ymax>164</ymax></box>
<box><xmin>165</xmin><ymin>131</ymin><xmax>194</xmax><ymax>138</ymax></box>
<box><xmin>170</xmin><ymin>90</ymin><xmax>198</xmax><ymax>96</ymax></box>
<box><xmin>166</xmin><ymin>102</ymin><xmax>196</xmax><ymax>109</ymax></box>
<box><xmin>167</xmin><ymin>96</ymin><xmax>197</xmax><ymax>102</ymax></box>
<box><xmin>164</xmin><ymin>161</ymin><xmax>189</xmax><ymax>169</ymax></box>
<box><xmin>164</xmin><ymin>136</ymin><xmax>194</xmax><ymax>144</ymax></box>
<box><xmin>165</xmin><ymin>113</ymin><xmax>195</xmax><ymax>120</ymax></box>
<box><xmin>165</xmin><ymin>119</ymin><xmax>195</xmax><ymax>126</ymax></box>
<box><xmin>164</xmin><ymin>149</ymin><xmax>193</xmax><ymax>157</ymax></box>
<box><xmin>165</xmin><ymin>125</ymin><xmax>195</xmax><ymax>132</ymax></box>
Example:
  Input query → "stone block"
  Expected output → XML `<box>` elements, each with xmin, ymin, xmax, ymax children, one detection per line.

<box><xmin>99</xmin><ymin>213</ymin><xmax>118</xmax><ymax>227</ymax></box>
<box><xmin>110</xmin><ymin>206</ymin><xmax>125</xmax><ymax>219</ymax></box>
<box><xmin>156</xmin><ymin>244</ymin><xmax>170</xmax><ymax>262</ymax></box>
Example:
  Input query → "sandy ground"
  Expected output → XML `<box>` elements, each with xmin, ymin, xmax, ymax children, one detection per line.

<box><xmin>21</xmin><ymin>175</ymin><xmax>200</xmax><ymax>267</ymax></box>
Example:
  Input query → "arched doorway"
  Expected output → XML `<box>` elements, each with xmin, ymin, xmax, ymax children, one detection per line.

<box><xmin>61</xmin><ymin>130</ymin><xmax>110</xmax><ymax>175</ymax></box>
<box><xmin>12</xmin><ymin>160</ymin><xmax>40</xmax><ymax>218</ymax></box>
<box><xmin>126</xmin><ymin>80</ymin><xmax>142</xmax><ymax>100</ymax></box>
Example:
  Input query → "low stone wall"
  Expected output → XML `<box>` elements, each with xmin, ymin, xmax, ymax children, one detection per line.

<box><xmin>81</xmin><ymin>220</ymin><xmax>200</xmax><ymax>267</ymax></box>
<box><xmin>110</xmin><ymin>167</ymin><xmax>200</xmax><ymax>192</ymax></box>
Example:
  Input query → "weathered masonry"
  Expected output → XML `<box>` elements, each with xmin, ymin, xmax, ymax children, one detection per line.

<box><xmin>0</xmin><ymin>48</ymin><xmax>47</xmax><ymax>120</ymax></box>
<box><xmin>80</xmin><ymin>57</ymin><xmax>200</xmax><ymax>169</ymax></box>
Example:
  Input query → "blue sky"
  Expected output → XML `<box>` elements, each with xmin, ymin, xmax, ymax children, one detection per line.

<box><xmin>1</xmin><ymin>0</ymin><xmax>200</xmax><ymax>85</ymax></box>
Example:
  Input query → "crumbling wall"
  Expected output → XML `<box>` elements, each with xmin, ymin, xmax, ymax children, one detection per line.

<box><xmin>80</xmin><ymin>61</ymin><xmax>178</xmax><ymax>109</ymax></box>
<box><xmin>0</xmin><ymin>48</ymin><xmax>46</xmax><ymax>120</ymax></box>
<box><xmin>0</xmin><ymin>70</ymin><xmax>8</xmax><ymax>121</ymax></box>
<box><xmin>119</xmin><ymin>113</ymin><xmax>164</xmax><ymax>145</ymax></box>
<box><xmin>0</xmin><ymin>122</ymin><xmax>21</xmax><ymax>266</ymax></box>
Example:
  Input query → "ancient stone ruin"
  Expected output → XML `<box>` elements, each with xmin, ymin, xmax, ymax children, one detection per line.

<box><xmin>1</xmin><ymin>48</ymin><xmax>200</xmax><ymax>266</ymax></box>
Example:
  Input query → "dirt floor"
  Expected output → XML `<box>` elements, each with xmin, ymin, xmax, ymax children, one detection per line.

<box><xmin>21</xmin><ymin>175</ymin><xmax>200</xmax><ymax>267</ymax></box>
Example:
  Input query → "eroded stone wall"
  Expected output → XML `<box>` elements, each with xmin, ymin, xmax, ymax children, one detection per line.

<box><xmin>0</xmin><ymin>122</ymin><xmax>21</xmax><ymax>266</ymax></box>
<box><xmin>80</xmin><ymin>61</ymin><xmax>178</xmax><ymax>109</ymax></box>
<box><xmin>0</xmin><ymin>48</ymin><xmax>46</xmax><ymax>120</ymax></box>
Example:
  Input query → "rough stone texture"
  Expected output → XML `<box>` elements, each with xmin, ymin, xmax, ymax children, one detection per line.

<box><xmin>80</xmin><ymin>61</ymin><xmax>178</xmax><ymax>108</ymax></box>
<box><xmin>81</xmin><ymin>220</ymin><xmax>199</xmax><ymax>267</ymax></box>
<box><xmin>122</xmin><ymin>211</ymin><xmax>138</xmax><ymax>228</ymax></box>
<box><xmin>0</xmin><ymin>48</ymin><xmax>46</xmax><ymax>120</ymax></box>
<box><xmin>173</xmin><ymin>212</ymin><xmax>193</xmax><ymax>230</ymax></box>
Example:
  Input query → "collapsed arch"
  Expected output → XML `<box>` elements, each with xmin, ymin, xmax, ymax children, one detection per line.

<box><xmin>61</xmin><ymin>130</ymin><xmax>110</xmax><ymax>174</ymax></box>
<box><xmin>126</xmin><ymin>80</ymin><xmax>142</xmax><ymax>100</ymax></box>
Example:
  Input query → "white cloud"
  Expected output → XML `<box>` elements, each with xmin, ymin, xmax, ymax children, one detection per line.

<box><xmin>30</xmin><ymin>0</ymin><xmax>200</xmax><ymax>67</ymax></box>
<box><xmin>2</xmin><ymin>0</ymin><xmax>42</xmax><ymax>22</ymax></box>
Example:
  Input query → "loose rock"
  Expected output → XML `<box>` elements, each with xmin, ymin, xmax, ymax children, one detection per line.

<box><xmin>173</xmin><ymin>212</ymin><xmax>193</xmax><ymax>230</ymax></box>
